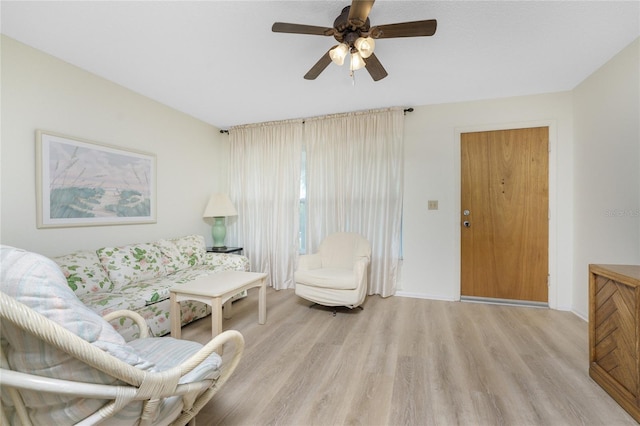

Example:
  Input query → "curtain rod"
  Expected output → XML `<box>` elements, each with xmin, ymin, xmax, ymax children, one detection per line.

<box><xmin>220</xmin><ymin>107</ymin><xmax>414</xmax><ymax>134</ymax></box>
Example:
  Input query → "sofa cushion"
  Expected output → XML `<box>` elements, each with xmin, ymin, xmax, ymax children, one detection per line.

<box><xmin>117</xmin><ymin>266</ymin><xmax>230</xmax><ymax>308</ymax></box>
<box><xmin>52</xmin><ymin>250</ymin><xmax>114</xmax><ymax>296</ymax></box>
<box><xmin>97</xmin><ymin>242</ymin><xmax>167</xmax><ymax>289</ymax></box>
<box><xmin>0</xmin><ymin>246</ymin><xmax>154</xmax><ymax>424</ymax></box>
<box><xmin>119</xmin><ymin>274</ymin><xmax>186</xmax><ymax>306</ymax></box>
<box><xmin>78</xmin><ymin>289</ymin><xmax>149</xmax><ymax>316</ymax></box>
<box><xmin>156</xmin><ymin>235</ymin><xmax>206</xmax><ymax>274</ymax></box>
<box><xmin>156</xmin><ymin>238</ymin><xmax>184</xmax><ymax>274</ymax></box>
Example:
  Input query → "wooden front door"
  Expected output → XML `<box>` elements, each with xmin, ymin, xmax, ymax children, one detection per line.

<box><xmin>461</xmin><ymin>127</ymin><xmax>549</xmax><ymax>303</ymax></box>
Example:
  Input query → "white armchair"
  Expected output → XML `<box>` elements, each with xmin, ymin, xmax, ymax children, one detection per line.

<box><xmin>294</xmin><ymin>232</ymin><xmax>371</xmax><ymax>310</ymax></box>
<box><xmin>0</xmin><ymin>246</ymin><xmax>243</xmax><ymax>425</ymax></box>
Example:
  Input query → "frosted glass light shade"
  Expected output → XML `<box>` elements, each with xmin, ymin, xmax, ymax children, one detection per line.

<box><xmin>329</xmin><ymin>43</ymin><xmax>349</xmax><ymax>65</ymax></box>
<box><xmin>355</xmin><ymin>36</ymin><xmax>375</xmax><ymax>58</ymax></box>
<box><xmin>350</xmin><ymin>51</ymin><xmax>366</xmax><ymax>71</ymax></box>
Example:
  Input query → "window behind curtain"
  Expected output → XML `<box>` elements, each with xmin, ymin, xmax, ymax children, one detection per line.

<box><xmin>229</xmin><ymin>109</ymin><xmax>403</xmax><ymax>295</ymax></box>
<box><xmin>303</xmin><ymin>108</ymin><xmax>404</xmax><ymax>297</ymax></box>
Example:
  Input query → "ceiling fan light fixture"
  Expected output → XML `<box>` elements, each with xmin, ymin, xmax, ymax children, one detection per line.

<box><xmin>329</xmin><ymin>43</ymin><xmax>349</xmax><ymax>65</ymax></box>
<box><xmin>350</xmin><ymin>51</ymin><xmax>366</xmax><ymax>71</ymax></box>
<box><xmin>272</xmin><ymin>1</ymin><xmax>437</xmax><ymax>81</ymax></box>
<box><xmin>354</xmin><ymin>36</ymin><xmax>375</xmax><ymax>58</ymax></box>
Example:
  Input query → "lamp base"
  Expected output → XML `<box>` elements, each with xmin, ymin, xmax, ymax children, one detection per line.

<box><xmin>211</xmin><ymin>217</ymin><xmax>227</xmax><ymax>248</ymax></box>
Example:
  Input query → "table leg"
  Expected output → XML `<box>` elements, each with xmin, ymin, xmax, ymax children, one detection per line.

<box><xmin>170</xmin><ymin>293</ymin><xmax>181</xmax><ymax>338</ymax></box>
<box><xmin>223</xmin><ymin>298</ymin><xmax>233</xmax><ymax>319</ymax></box>
<box><xmin>258</xmin><ymin>278</ymin><xmax>266</xmax><ymax>325</ymax></box>
<box><xmin>211</xmin><ymin>296</ymin><xmax>223</xmax><ymax>337</ymax></box>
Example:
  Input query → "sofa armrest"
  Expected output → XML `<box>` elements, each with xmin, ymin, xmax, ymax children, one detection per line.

<box><xmin>202</xmin><ymin>253</ymin><xmax>250</xmax><ymax>272</ymax></box>
<box><xmin>298</xmin><ymin>254</ymin><xmax>322</xmax><ymax>271</ymax></box>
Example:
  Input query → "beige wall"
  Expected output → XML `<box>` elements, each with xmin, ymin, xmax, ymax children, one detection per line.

<box><xmin>2</xmin><ymin>33</ymin><xmax>637</xmax><ymax>318</ymax></box>
<box><xmin>399</xmin><ymin>93</ymin><xmax>574</xmax><ymax>311</ymax></box>
<box><xmin>399</xmin><ymin>37</ymin><xmax>639</xmax><ymax>318</ymax></box>
<box><xmin>572</xmin><ymin>38</ymin><xmax>640</xmax><ymax>316</ymax></box>
<box><xmin>1</xmin><ymin>36</ymin><xmax>228</xmax><ymax>256</ymax></box>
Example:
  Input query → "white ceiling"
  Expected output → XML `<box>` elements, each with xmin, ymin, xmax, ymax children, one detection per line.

<box><xmin>2</xmin><ymin>1</ymin><xmax>639</xmax><ymax>129</ymax></box>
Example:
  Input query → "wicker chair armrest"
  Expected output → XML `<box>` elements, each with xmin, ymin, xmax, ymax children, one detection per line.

<box><xmin>168</xmin><ymin>329</ymin><xmax>245</xmax><ymax>425</ymax></box>
<box><xmin>175</xmin><ymin>329</ymin><xmax>244</xmax><ymax>383</ymax></box>
<box><xmin>102</xmin><ymin>310</ymin><xmax>150</xmax><ymax>339</ymax></box>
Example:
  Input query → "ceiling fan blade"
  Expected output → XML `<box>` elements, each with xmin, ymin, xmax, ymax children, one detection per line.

<box><xmin>348</xmin><ymin>0</ymin><xmax>375</xmax><ymax>28</ymax></box>
<box><xmin>304</xmin><ymin>48</ymin><xmax>334</xmax><ymax>80</ymax></box>
<box><xmin>272</xmin><ymin>22</ymin><xmax>335</xmax><ymax>36</ymax></box>
<box><xmin>370</xmin><ymin>19</ymin><xmax>437</xmax><ymax>38</ymax></box>
<box><xmin>364</xmin><ymin>52</ymin><xmax>388</xmax><ymax>81</ymax></box>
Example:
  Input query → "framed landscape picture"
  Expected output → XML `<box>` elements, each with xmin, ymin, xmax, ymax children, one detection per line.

<box><xmin>36</xmin><ymin>130</ymin><xmax>156</xmax><ymax>228</ymax></box>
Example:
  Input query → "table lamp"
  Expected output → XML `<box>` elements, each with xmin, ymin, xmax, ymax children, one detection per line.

<box><xmin>203</xmin><ymin>193</ymin><xmax>237</xmax><ymax>248</ymax></box>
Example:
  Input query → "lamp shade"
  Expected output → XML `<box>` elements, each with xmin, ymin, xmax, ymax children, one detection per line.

<box><xmin>203</xmin><ymin>193</ymin><xmax>237</xmax><ymax>218</ymax></box>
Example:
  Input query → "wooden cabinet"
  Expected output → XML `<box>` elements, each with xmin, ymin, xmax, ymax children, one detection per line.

<box><xmin>589</xmin><ymin>264</ymin><xmax>640</xmax><ymax>422</ymax></box>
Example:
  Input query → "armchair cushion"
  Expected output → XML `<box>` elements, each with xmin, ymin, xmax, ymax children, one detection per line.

<box><xmin>319</xmin><ymin>232</ymin><xmax>371</xmax><ymax>269</ymax></box>
<box><xmin>295</xmin><ymin>268</ymin><xmax>357</xmax><ymax>290</ymax></box>
<box><xmin>297</xmin><ymin>253</ymin><xmax>322</xmax><ymax>271</ymax></box>
<box><xmin>126</xmin><ymin>337</ymin><xmax>222</xmax><ymax>422</ymax></box>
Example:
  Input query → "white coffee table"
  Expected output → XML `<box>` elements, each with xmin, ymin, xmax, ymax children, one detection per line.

<box><xmin>170</xmin><ymin>271</ymin><xmax>268</xmax><ymax>339</ymax></box>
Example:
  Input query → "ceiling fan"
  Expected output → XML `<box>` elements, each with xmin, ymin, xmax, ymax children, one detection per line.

<box><xmin>271</xmin><ymin>0</ymin><xmax>437</xmax><ymax>81</ymax></box>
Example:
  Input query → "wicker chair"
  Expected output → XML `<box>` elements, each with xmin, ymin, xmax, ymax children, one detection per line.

<box><xmin>0</xmin><ymin>246</ymin><xmax>244</xmax><ymax>425</ymax></box>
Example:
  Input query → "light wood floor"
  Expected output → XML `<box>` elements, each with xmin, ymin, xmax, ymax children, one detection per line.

<box><xmin>180</xmin><ymin>288</ymin><xmax>637</xmax><ymax>426</ymax></box>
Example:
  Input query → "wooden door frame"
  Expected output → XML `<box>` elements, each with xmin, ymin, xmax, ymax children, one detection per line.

<box><xmin>453</xmin><ymin>120</ymin><xmax>558</xmax><ymax>309</ymax></box>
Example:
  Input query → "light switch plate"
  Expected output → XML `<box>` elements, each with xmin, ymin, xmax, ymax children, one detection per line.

<box><xmin>428</xmin><ymin>200</ymin><xmax>438</xmax><ymax>210</ymax></box>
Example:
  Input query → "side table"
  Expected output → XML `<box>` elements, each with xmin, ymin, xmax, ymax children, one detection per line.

<box><xmin>207</xmin><ymin>246</ymin><xmax>243</xmax><ymax>255</ymax></box>
<box><xmin>206</xmin><ymin>247</ymin><xmax>247</xmax><ymax>301</ymax></box>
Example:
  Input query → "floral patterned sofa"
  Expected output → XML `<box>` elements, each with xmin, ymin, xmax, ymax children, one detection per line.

<box><xmin>52</xmin><ymin>235</ymin><xmax>249</xmax><ymax>341</ymax></box>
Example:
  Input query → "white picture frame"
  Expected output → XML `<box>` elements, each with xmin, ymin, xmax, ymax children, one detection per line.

<box><xmin>36</xmin><ymin>130</ymin><xmax>157</xmax><ymax>228</ymax></box>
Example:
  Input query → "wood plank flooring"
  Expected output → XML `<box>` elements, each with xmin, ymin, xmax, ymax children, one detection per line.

<box><xmin>179</xmin><ymin>288</ymin><xmax>637</xmax><ymax>426</ymax></box>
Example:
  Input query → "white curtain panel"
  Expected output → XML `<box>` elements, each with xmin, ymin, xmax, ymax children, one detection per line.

<box><xmin>228</xmin><ymin>120</ymin><xmax>303</xmax><ymax>289</ymax></box>
<box><xmin>304</xmin><ymin>108</ymin><xmax>404</xmax><ymax>297</ymax></box>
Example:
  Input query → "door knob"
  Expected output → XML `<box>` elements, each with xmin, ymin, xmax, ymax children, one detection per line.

<box><xmin>463</xmin><ymin>221</ymin><xmax>471</xmax><ymax>228</ymax></box>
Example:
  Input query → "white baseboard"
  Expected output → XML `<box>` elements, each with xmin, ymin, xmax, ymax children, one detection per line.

<box><xmin>394</xmin><ymin>291</ymin><xmax>457</xmax><ymax>302</ymax></box>
<box><xmin>394</xmin><ymin>292</ymin><xmax>587</xmax><ymax>323</ymax></box>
